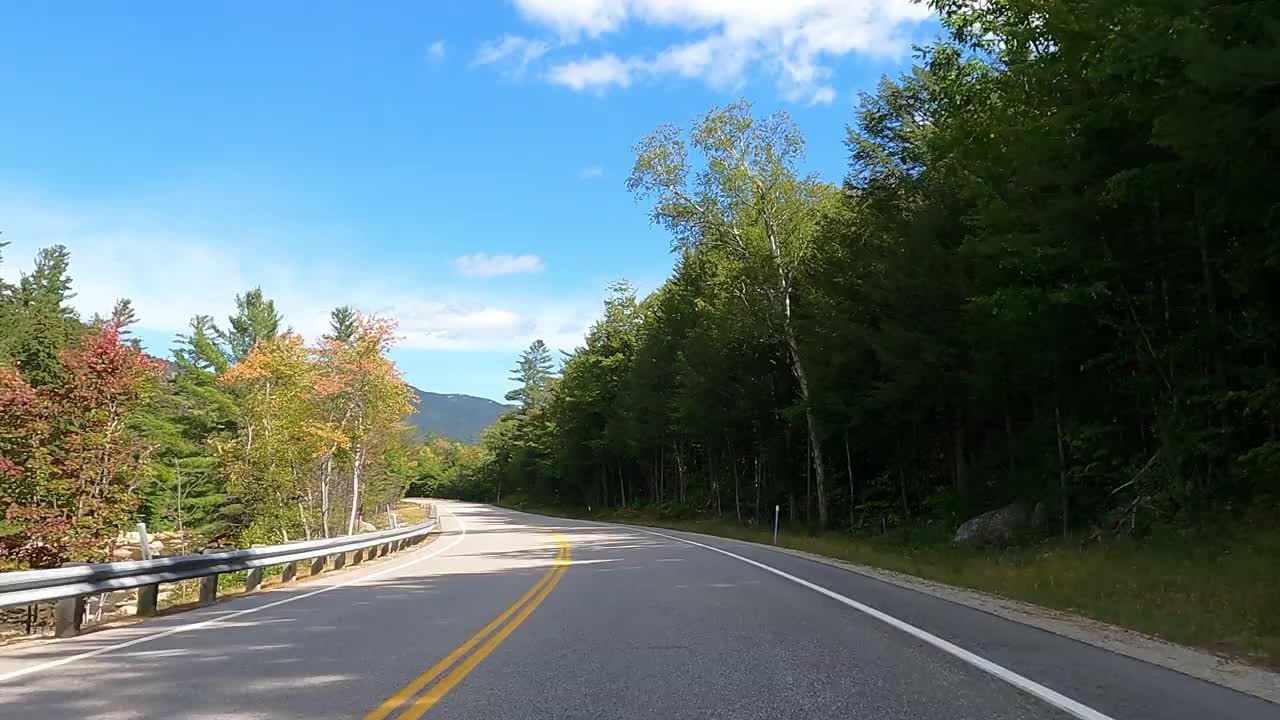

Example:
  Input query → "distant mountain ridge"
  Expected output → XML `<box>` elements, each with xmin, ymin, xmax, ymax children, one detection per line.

<box><xmin>406</xmin><ymin>386</ymin><xmax>512</xmax><ymax>443</ymax></box>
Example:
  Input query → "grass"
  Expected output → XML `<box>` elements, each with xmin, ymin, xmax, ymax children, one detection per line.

<box><xmin>500</xmin><ymin>499</ymin><xmax>1280</xmax><ymax>668</ymax></box>
<box><xmin>369</xmin><ymin>501</ymin><xmax>431</xmax><ymax>530</ymax></box>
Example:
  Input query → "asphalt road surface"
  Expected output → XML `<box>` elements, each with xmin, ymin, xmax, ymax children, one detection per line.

<box><xmin>1</xmin><ymin>500</ymin><xmax>1276</xmax><ymax>719</ymax></box>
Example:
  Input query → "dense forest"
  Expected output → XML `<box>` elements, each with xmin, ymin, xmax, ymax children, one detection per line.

<box><xmin>0</xmin><ymin>244</ymin><xmax>426</xmax><ymax>568</ymax></box>
<box><xmin>447</xmin><ymin>0</ymin><xmax>1280</xmax><ymax>544</ymax></box>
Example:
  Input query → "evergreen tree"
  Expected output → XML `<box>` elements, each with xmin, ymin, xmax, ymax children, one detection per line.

<box><xmin>505</xmin><ymin>339</ymin><xmax>555</xmax><ymax>411</ymax></box>
<box><xmin>328</xmin><ymin>305</ymin><xmax>358</xmax><ymax>343</ymax></box>
<box><xmin>218</xmin><ymin>287</ymin><xmax>282</xmax><ymax>361</ymax></box>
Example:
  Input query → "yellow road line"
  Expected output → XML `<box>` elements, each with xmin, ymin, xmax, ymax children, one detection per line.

<box><xmin>395</xmin><ymin>536</ymin><xmax>571</xmax><ymax>720</ymax></box>
<box><xmin>364</xmin><ymin>536</ymin><xmax>569</xmax><ymax>720</ymax></box>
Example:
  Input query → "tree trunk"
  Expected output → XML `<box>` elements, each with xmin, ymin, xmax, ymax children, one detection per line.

<box><xmin>899</xmin><ymin>463</ymin><xmax>909</xmax><ymax>517</ymax></box>
<box><xmin>727</xmin><ymin>435</ymin><xmax>742</xmax><ymax>523</ymax></box>
<box><xmin>787</xmin><ymin>335</ymin><xmax>829</xmax><ymax>528</ymax></box>
<box><xmin>320</xmin><ymin>456</ymin><xmax>333</xmax><ymax>538</ymax></box>
<box><xmin>708</xmin><ymin>440</ymin><xmax>721</xmax><ymax>517</ymax></box>
<box><xmin>844</xmin><ymin>429</ymin><xmax>855</xmax><ymax>528</ymax></box>
<box><xmin>659</xmin><ymin>445</ymin><xmax>665</xmax><ymax>502</ymax></box>
<box><xmin>1055</xmin><ymin>397</ymin><xmax>1069</xmax><ymax>539</ymax></box>
<box><xmin>675</xmin><ymin>443</ymin><xmax>687</xmax><ymax>503</ymax></box>
<box><xmin>1195</xmin><ymin>193</ymin><xmax>1223</xmax><ymax>384</ymax></box>
<box><xmin>953</xmin><ymin>405</ymin><xmax>967</xmax><ymax>495</ymax></box>
<box><xmin>618</xmin><ymin>463</ymin><xmax>626</xmax><ymax>508</ymax></box>
<box><xmin>346</xmin><ymin>444</ymin><xmax>365</xmax><ymax>536</ymax></box>
<box><xmin>754</xmin><ymin>439</ymin><xmax>764</xmax><ymax>525</ymax></box>
<box><xmin>807</xmin><ymin>434</ymin><xmax>815</xmax><ymax>528</ymax></box>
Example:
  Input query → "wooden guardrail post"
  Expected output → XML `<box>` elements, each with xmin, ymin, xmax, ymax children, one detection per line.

<box><xmin>53</xmin><ymin>562</ymin><xmax>89</xmax><ymax>638</ymax></box>
<box><xmin>351</xmin><ymin>548</ymin><xmax>364</xmax><ymax>565</ymax></box>
<box><xmin>136</xmin><ymin>583</ymin><xmax>159</xmax><ymax>617</ymax></box>
<box><xmin>310</xmin><ymin>555</ymin><xmax>326</xmax><ymax>577</ymax></box>
<box><xmin>198</xmin><ymin>550</ymin><xmax>218</xmax><ymax>605</ymax></box>
<box><xmin>281</xmin><ymin>560</ymin><xmax>297</xmax><ymax>583</ymax></box>
<box><xmin>333</xmin><ymin>552</ymin><xmax>346</xmax><ymax>571</ymax></box>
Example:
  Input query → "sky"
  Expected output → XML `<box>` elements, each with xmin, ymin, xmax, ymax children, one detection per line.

<box><xmin>0</xmin><ymin>1</ymin><xmax>938</xmax><ymax>402</ymax></box>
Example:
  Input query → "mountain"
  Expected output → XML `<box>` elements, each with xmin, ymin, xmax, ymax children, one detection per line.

<box><xmin>405</xmin><ymin>386</ymin><xmax>513</xmax><ymax>443</ymax></box>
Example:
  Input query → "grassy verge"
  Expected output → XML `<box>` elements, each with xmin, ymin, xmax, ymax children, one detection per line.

<box><xmin>500</xmin><ymin>499</ymin><xmax>1280</xmax><ymax>668</ymax></box>
<box><xmin>393</xmin><ymin>501</ymin><xmax>431</xmax><ymax>526</ymax></box>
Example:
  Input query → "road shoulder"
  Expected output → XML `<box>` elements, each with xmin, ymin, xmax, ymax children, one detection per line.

<box><xmin>510</xmin><ymin>506</ymin><xmax>1280</xmax><ymax>706</ymax></box>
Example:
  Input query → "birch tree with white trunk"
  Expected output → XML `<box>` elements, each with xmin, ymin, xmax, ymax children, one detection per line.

<box><xmin>628</xmin><ymin>100</ymin><xmax>837</xmax><ymax>528</ymax></box>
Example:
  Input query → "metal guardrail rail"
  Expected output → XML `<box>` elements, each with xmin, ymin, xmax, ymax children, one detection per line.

<box><xmin>0</xmin><ymin>508</ymin><xmax>439</xmax><ymax>638</ymax></box>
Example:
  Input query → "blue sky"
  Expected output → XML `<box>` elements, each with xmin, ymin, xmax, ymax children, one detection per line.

<box><xmin>0</xmin><ymin>1</ymin><xmax>937</xmax><ymax>401</ymax></box>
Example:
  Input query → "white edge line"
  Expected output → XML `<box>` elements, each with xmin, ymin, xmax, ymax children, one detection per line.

<box><xmin>626</xmin><ymin>525</ymin><xmax>1115</xmax><ymax>720</ymax></box>
<box><xmin>0</xmin><ymin>507</ymin><xmax>467</xmax><ymax>684</ymax></box>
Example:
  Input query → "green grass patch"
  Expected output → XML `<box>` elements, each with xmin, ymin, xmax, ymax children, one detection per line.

<box><xmin>501</xmin><ymin>499</ymin><xmax>1280</xmax><ymax>668</ymax></box>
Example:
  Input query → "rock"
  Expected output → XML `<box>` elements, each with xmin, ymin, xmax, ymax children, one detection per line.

<box><xmin>111</xmin><ymin>547</ymin><xmax>135</xmax><ymax>562</ymax></box>
<box><xmin>358</xmin><ymin>520</ymin><xmax>377</xmax><ymax>532</ymax></box>
<box><xmin>1030</xmin><ymin>501</ymin><xmax>1049</xmax><ymax>530</ymax></box>
<box><xmin>954</xmin><ymin>501</ymin><xmax>1032</xmax><ymax>545</ymax></box>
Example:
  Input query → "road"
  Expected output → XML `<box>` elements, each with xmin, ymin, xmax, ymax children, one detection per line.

<box><xmin>0</xmin><ymin>500</ymin><xmax>1275</xmax><ymax>719</ymax></box>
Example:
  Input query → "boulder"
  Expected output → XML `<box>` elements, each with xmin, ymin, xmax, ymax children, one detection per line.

<box><xmin>954</xmin><ymin>502</ymin><xmax>1032</xmax><ymax>545</ymax></box>
<box><xmin>358</xmin><ymin>520</ymin><xmax>377</xmax><ymax>533</ymax></box>
<box><xmin>1030</xmin><ymin>501</ymin><xmax>1049</xmax><ymax>530</ymax></box>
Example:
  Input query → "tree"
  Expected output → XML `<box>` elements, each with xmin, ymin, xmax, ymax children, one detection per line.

<box><xmin>328</xmin><ymin>305</ymin><xmax>357</xmax><ymax>342</ymax></box>
<box><xmin>220</xmin><ymin>333</ymin><xmax>318</xmax><ymax>543</ymax></box>
<box><xmin>5</xmin><ymin>245</ymin><xmax>82</xmax><ymax>387</ymax></box>
<box><xmin>629</xmin><ymin>101</ymin><xmax>837</xmax><ymax>527</ymax></box>
<box><xmin>0</xmin><ymin>323</ymin><xmax>162</xmax><ymax>566</ymax></box>
<box><xmin>218</xmin><ymin>287</ymin><xmax>282</xmax><ymax>362</ymax></box>
<box><xmin>505</xmin><ymin>339</ymin><xmax>555</xmax><ymax>411</ymax></box>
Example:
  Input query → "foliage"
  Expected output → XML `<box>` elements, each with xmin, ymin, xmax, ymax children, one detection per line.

<box><xmin>0</xmin><ymin>246</ymin><xmax>420</xmax><ymax>567</ymax></box>
<box><xmin>450</xmin><ymin>0</ymin><xmax>1280</xmax><ymax>553</ymax></box>
<box><xmin>0</xmin><ymin>324</ymin><xmax>162</xmax><ymax>566</ymax></box>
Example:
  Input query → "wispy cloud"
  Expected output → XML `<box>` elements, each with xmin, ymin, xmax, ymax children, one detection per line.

<box><xmin>579</xmin><ymin>165</ymin><xmax>604</xmax><ymax>179</ymax></box>
<box><xmin>0</xmin><ymin>187</ymin><xmax>584</xmax><ymax>355</ymax></box>
<box><xmin>473</xmin><ymin>34</ymin><xmax>551</xmax><ymax>78</ymax></box>
<box><xmin>426</xmin><ymin>40</ymin><xmax>447</xmax><ymax>65</ymax></box>
<box><xmin>491</xmin><ymin>0</ymin><xmax>933</xmax><ymax>103</ymax></box>
<box><xmin>454</xmin><ymin>252</ymin><xmax>545</xmax><ymax>278</ymax></box>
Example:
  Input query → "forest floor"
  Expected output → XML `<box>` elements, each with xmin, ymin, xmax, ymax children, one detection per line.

<box><xmin>497</xmin><ymin>499</ymin><xmax>1280</xmax><ymax>670</ymax></box>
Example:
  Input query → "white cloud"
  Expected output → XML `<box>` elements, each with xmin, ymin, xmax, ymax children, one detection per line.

<box><xmin>454</xmin><ymin>252</ymin><xmax>545</xmax><ymax>278</ymax></box>
<box><xmin>473</xmin><ymin>34</ymin><xmax>552</xmax><ymax>77</ymax></box>
<box><xmin>546</xmin><ymin>53</ymin><xmax>635</xmax><ymax>92</ymax></box>
<box><xmin>0</xmin><ymin>188</ymin><xmax>588</xmax><ymax>356</ymax></box>
<box><xmin>498</xmin><ymin>0</ymin><xmax>933</xmax><ymax>102</ymax></box>
<box><xmin>808</xmin><ymin>86</ymin><xmax>836</xmax><ymax>105</ymax></box>
<box><xmin>579</xmin><ymin>165</ymin><xmax>604</xmax><ymax>179</ymax></box>
<box><xmin>427</xmin><ymin>40</ymin><xmax>447</xmax><ymax>65</ymax></box>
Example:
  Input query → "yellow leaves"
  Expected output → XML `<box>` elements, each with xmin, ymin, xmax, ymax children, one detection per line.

<box><xmin>219</xmin><ymin>313</ymin><xmax>412</xmax><ymax>520</ymax></box>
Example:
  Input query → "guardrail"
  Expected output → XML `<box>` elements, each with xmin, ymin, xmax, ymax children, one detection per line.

<box><xmin>0</xmin><ymin>509</ymin><xmax>439</xmax><ymax>638</ymax></box>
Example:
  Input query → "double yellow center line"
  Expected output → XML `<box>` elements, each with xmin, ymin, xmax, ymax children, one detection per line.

<box><xmin>365</xmin><ymin>533</ymin><xmax>571</xmax><ymax>720</ymax></box>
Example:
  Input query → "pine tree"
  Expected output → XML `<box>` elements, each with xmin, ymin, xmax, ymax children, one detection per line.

<box><xmin>218</xmin><ymin>287</ymin><xmax>282</xmax><ymax>361</ymax></box>
<box><xmin>505</xmin><ymin>340</ymin><xmax>555</xmax><ymax>411</ymax></box>
<box><xmin>328</xmin><ymin>305</ymin><xmax>358</xmax><ymax>343</ymax></box>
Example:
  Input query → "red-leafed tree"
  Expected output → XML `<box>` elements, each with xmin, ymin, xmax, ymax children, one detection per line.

<box><xmin>0</xmin><ymin>323</ymin><xmax>163</xmax><ymax>567</ymax></box>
